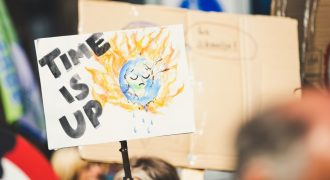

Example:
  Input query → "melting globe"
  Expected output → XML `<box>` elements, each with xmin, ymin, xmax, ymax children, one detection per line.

<box><xmin>119</xmin><ymin>57</ymin><xmax>161</xmax><ymax>110</ymax></box>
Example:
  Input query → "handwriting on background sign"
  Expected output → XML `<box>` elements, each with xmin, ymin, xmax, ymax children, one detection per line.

<box><xmin>196</xmin><ymin>26</ymin><xmax>238</xmax><ymax>52</ymax></box>
<box><xmin>38</xmin><ymin>33</ymin><xmax>110</xmax><ymax>138</ymax></box>
<box><xmin>187</xmin><ymin>23</ymin><xmax>257</xmax><ymax>60</ymax></box>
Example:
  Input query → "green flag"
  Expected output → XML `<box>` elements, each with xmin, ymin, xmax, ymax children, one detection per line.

<box><xmin>0</xmin><ymin>0</ymin><xmax>46</xmax><ymax>139</ymax></box>
<box><xmin>0</xmin><ymin>0</ymin><xmax>24</xmax><ymax>123</ymax></box>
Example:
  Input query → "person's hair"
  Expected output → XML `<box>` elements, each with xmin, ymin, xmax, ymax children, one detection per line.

<box><xmin>51</xmin><ymin>147</ymin><xmax>110</xmax><ymax>180</ymax></box>
<box><xmin>235</xmin><ymin>109</ymin><xmax>307</xmax><ymax>179</ymax></box>
<box><xmin>114</xmin><ymin>156</ymin><xmax>179</xmax><ymax>180</ymax></box>
<box><xmin>51</xmin><ymin>147</ymin><xmax>88</xmax><ymax>180</ymax></box>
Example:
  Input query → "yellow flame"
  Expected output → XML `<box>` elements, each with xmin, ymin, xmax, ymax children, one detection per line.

<box><xmin>86</xmin><ymin>28</ymin><xmax>184</xmax><ymax>113</ymax></box>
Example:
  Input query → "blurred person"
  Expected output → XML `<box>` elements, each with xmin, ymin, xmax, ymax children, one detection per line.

<box><xmin>180</xmin><ymin>0</ymin><xmax>223</xmax><ymax>12</ymax></box>
<box><xmin>51</xmin><ymin>147</ymin><xmax>109</xmax><ymax>180</ymax></box>
<box><xmin>235</xmin><ymin>91</ymin><xmax>330</xmax><ymax>180</ymax></box>
<box><xmin>0</xmin><ymin>126</ymin><xmax>57</xmax><ymax>179</ymax></box>
<box><xmin>114</xmin><ymin>156</ymin><xmax>180</xmax><ymax>180</ymax></box>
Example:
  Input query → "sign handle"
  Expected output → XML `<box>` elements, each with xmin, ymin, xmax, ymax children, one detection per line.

<box><xmin>119</xmin><ymin>140</ymin><xmax>133</xmax><ymax>180</ymax></box>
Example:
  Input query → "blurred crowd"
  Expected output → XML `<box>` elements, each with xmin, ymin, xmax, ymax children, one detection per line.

<box><xmin>50</xmin><ymin>90</ymin><xmax>330</xmax><ymax>180</ymax></box>
<box><xmin>4</xmin><ymin>89</ymin><xmax>330</xmax><ymax>179</ymax></box>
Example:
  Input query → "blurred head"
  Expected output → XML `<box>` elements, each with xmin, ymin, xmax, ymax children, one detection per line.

<box><xmin>236</xmin><ymin>91</ymin><xmax>330</xmax><ymax>180</ymax></box>
<box><xmin>114</xmin><ymin>156</ymin><xmax>179</xmax><ymax>180</ymax></box>
<box><xmin>51</xmin><ymin>147</ymin><xmax>109</xmax><ymax>180</ymax></box>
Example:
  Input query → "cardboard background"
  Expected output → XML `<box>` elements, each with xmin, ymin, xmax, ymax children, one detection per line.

<box><xmin>78</xmin><ymin>1</ymin><xmax>301</xmax><ymax>171</ymax></box>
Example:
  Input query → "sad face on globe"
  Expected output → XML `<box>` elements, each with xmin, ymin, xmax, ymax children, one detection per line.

<box><xmin>119</xmin><ymin>57</ymin><xmax>168</xmax><ymax>110</ymax></box>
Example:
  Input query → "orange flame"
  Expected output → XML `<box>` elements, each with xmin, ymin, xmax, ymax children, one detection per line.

<box><xmin>86</xmin><ymin>28</ymin><xmax>184</xmax><ymax>113</ymax></box>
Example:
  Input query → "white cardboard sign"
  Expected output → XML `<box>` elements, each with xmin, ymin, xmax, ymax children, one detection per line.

<box><xmin>35</xmin><ymin>25</ymin><xmax>194</xmax><ymax>149</ymax></box>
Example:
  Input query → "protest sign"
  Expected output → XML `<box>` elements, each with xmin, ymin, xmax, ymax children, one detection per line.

<box><xmin>35</xmin><ymin>25</ymin><xmax>194</xmax><ymax>149</ymax></box>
